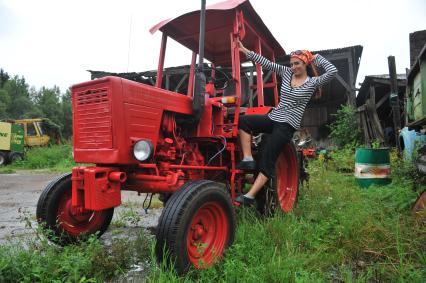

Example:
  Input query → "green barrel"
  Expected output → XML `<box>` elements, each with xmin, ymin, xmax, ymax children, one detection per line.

<box><xmin>355</xmin><ymin>148</ymin><xmax>391</xmax><ymax>188</ymax></box>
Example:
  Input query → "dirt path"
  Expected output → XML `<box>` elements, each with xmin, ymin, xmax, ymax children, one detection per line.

<box><xmin>0</xmin><ymin>172</ymin><xmax>162</xmax><ymax>244</ymax></box>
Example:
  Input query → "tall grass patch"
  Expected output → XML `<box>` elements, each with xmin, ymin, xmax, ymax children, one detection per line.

<box><xmin>0</xmin><ymin>221</ymin><xmax>154</xmax><ymax>282</ymax></box>
<box><xmin>5</xmin><ymin>142</ymin><xmax>77</xmax><ymax>172</ymax></box>
<box><xmin>149</xmin><ymin>157</ymin><xmax>425</xmax><ymax>282</ymax></box>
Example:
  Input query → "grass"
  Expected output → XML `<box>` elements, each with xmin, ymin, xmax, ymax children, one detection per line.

<box><xmin>0</xmin><ymin>145</ymin><xmax>425</xmax><ymax>282</ymax></box>
<box><xmin>0</xmin><ymin>211</ymin><xmax>155</xmax><ymax>283</ymax></box>
<box><xmin>1</xmin><ymin>142</ymin><xmax>78</xmax><ymax>173</ymax></box>
<box><xmin>148</xmin><ymin>158</ymin><xmax>425</xmax><ymax>282</ymax></box>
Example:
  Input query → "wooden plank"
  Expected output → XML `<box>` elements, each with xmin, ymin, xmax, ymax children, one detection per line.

<box><xmin>367</xmin><ymin>86</ymin><xmax>384</xmax><ymax>142</ymax></box>
<box><xmin>347</xmin><ymin>56</ymin><xmax>356</xmax><ymax>107</ymax></box>
<box><xmin>174</xmin><ymin>73</ymin><xmax>188</xmax><ymax>92</ymax></box>
<box><xmin>335</xmin><ymin>73</ymin><xmax>352</xmax><ymax>93</ymax></box>
<box><xmin>375</xmin><ymin>91</ymin><xmax>390</xmax><ymax>109</ymax></box>
<box><xmin>360</xmin><ymin>111</ymin><xmax>370</xmax><ymax>145</ymax></box>
<box><xmin>372</xmin><ymin>78</ymin><xmax>406</xmax><ymax>86</ymax></box>
<box><xmin>165</xmin><ymin>74</ymin><xmax>170</xmax><ymax>90</ymax></box>
<box><xmin>334</xmin><ymin>73</ymin><xmax>352</xmax><ymax>105</ymax></box>
<box><xmin>388</xmin><ymin>56</ymin><xmax>402</xmax><ymax>150</ymax></box>
<box><xmin>319</xmin><ymin>51</ymin><xmax>352</xmax><ymax>62</ymax></box>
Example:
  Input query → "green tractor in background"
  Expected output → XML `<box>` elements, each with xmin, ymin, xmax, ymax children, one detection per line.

<box><xmin>0</xmin><ymin>118</ymin><xmax>62</xmax><ymax>166</ymax></box>
<box><xmin>0</xmin><ymin>121</ymin><xmax>24</xmax><ymax>165</ymax></box>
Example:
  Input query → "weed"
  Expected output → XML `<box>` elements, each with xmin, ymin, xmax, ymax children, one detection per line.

<box><xmin>0</xmin><ymin>168</ymin><xmax>15</xmax><ymax>174</ymax></box>
<box><xmin>391</xmin><ymin>149</ymin><xmax>426</xmax><ymax>194</ymax></box>
<box><xmin>4</xmin><ymin>141</ymin><xmax>86</xmax><ymax>173</ymax></box>
<box><xmin>111</xmin><ymin>206</ymin><xmax>142</xmax><ymax>228</ymax></box>
<box><xmin>147</xmin><ymin>151</ymin><xmax>425</xmax><ymax>282</ymax></box>
<box><xmin>0</xmin><ymin>209</ymin><xmax>154</xmax><ymax>282</ymax></box>
<box><xmin>327</xmin><ymin>145</ymin><xmax>355</xmax><ymax>173</ymax></box>
<box><xmin>1</xmin><ymin>145</ymin><xmax>424</xmax><ymax>282</ymax></box>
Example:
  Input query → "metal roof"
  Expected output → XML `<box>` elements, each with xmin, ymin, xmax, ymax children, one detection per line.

<box><xmin>356</xmin><ymin>74</ymin><xmax>406</xmax><ymax>106</ymax></box>
<box><xmin>407</xmin><ymin>43</ymin><xmax>426</xmax><ymax>82</ymax></box>
<box><xmin>149</xmin><ymin>0</ymin><xmax>285</xmax><ymax>66</ymax></box>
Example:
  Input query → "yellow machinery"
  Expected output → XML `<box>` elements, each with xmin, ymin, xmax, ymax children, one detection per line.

<box><xmin>12</xmin><ymin>118</ymin><xmax>61</xmax><ymax>147</ymax></box>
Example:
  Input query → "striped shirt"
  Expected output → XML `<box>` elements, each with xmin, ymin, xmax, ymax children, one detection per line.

<box><xmin>246</xmin><ymin>51</ymin><xmax>338</xmax><ymax>129</ymax></box>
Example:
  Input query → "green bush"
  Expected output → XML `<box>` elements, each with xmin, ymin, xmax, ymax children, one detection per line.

<box><xmin>7</xmin><ymin>142</ymin><xmax>76</xmax><ymax>172</ymax></box>
<box><xmin>390</xmin><ymin>149</ymin><xmax>426</xmax><ymax>194</ymax></box>
<box><xmin>328</xmin><ymin>104</ymin><xmax>362</xmax><ymax>147</ymax></box>
<box><xmin>328</xmin><ymin>145</ymin><xmax>355</xmax><ymax>173</ymax></box>
<box><xmin>22</xmin><ymin>143</ymin><xmax>74</xmax><ymax>170</ymax></box>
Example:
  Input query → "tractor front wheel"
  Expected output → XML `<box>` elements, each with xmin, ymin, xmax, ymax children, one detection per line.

<box><xmin>36</xmin><ymin>173</ymin><xmax>114</xmax><ymax>244</ymax></box>
<box><xmin>156</xmin><ymin>180</ymin><xmax>236</xmax><ymax>274</ymax></box>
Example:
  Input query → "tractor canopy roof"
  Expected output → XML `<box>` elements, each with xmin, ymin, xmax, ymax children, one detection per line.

<box><xmin>150</xmin><ymin>0</ymin><xmax>285</xmax><ymax>66</ymax></box>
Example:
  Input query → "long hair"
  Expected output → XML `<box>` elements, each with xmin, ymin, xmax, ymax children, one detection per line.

<box><xmin>307</xmin><ymin>63</ymin><xmax>322</xmax><ymax>100</ymax></box>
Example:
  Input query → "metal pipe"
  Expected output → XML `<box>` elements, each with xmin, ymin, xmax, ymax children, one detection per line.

<box><xmin>169</xmin><ymin>165</ymin><xmax>227</xmax><ymax>171</ymax></box>
<box><xmin>156</xmin><ymin>33</ymin><xmax>167</xmax><ymax>88</ymax></box>
<box><xmin>109</xmin><ymin>171</ymin><xmax>127</xmax><ymax>183</ymax></box>
<box><xmin>198</xmin><ymin>0</ymin><xmax>206</xmax><ymax>71</ymax></box>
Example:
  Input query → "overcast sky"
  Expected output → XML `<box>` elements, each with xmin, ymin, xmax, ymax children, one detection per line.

<box><xmin>1</xmin><ymin>0</ymin><xmax>425</xmax><ymax>93</ymax></box>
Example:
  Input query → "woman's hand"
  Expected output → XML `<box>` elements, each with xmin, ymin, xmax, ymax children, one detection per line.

<box><xmin>237</xmin><ymin>39</ymin><xmax>249</xmax><ymax>55</ymax></box>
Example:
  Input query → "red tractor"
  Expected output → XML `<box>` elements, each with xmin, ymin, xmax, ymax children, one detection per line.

<box><xmin>37</xmin><ymin>0</ymin><xmax>299</xmax><ymax>274</ymax></box>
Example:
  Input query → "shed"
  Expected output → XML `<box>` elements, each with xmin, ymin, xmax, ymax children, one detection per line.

<box><xmin>356</xmin><ymin>74</ymin><xmax>406</xmax><ymax>146</ymax></box>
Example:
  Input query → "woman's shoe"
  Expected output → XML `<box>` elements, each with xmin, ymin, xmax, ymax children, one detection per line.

<box><xmin>235</xmin><ymin>195</ymin><xmax>255</xmax><ymax>206</ymax></box>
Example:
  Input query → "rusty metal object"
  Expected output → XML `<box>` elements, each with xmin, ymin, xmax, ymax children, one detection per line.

<box><xmin>412</xmin><ymin>190</ymin><xmax>426</xmax><ymax>221</ymax></box>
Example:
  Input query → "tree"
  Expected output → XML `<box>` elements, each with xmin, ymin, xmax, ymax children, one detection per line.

<box><xmin>0</xmin><ymin>69</ymin><xmax>9</xmax><ymax>88</ymax></box>
<box><xmin>3</xmin><ymin>76</ymin><xmax>32</xmax><ymax>119</ymax></box>
<box><xmin>0</xmin><ymin>69</ymin><xmax>73</xmax><ymax>139</ymax></box>
<box><xmin>36</xmin><ymin>86</ymin><xmax>62</xmax><ymax>123</ymax></box>
<box><xmin>0</xmin><ymin>89</ymin><xmax>11</xmax><ymax>119</ymax></box>
<box><xmin>60</xmin><ymin>90</ymin><xmax>73</xmax><ymax>139</ymax></box>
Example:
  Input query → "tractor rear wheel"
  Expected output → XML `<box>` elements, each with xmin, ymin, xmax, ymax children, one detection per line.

<box><xmin>36</xmin><ymin>173</ymin><xmax>114</xmax><ymax>245</ymax></box>
<box><xmin>256</xmin><ymin>142</ymin><xmax>299</xmax><ymax>216</ymax></box>
<box><xmin>156</xmin><ymin>180</ymin><xmax>236</xmax><ymax>274</ymax></box>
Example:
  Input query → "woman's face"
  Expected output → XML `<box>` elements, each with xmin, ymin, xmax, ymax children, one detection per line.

<box><xmin>290</xmin><ymin>57</ymin><xmax>307</xmax><ymax>76</ymax></box>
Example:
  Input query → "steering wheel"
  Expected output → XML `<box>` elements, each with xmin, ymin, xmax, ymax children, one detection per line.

<box><xmin>205</xmin><ymin>66</ymin><xmax>232</xmax><ymax>91</ymax></box>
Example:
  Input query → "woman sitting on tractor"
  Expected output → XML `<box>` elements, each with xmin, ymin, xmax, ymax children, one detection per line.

<box><xmin>235</xmin><ymin>39</ymin><xmax>337</xmax><ymax>205</ymax></box>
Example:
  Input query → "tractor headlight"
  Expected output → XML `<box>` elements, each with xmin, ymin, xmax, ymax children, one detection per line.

<box><xmin>133</xmin><ymin>140</ymin><xmax>154</xmax><ymax>161</ymax></box>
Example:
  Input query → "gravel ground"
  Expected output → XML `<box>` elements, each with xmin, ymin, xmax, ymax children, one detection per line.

<box><xmin>0</xmin><ymin>171</ymin><xmax>162</xmax><ymax>244</ymax></box>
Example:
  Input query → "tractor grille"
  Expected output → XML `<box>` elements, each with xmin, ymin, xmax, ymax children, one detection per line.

<box><xmin>74</xmin><ymin>87</ymin><xmax>113</xmax><ymax>149</ymax></box>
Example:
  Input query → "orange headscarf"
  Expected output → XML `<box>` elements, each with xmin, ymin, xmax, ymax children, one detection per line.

<box><xmin>290</xmin><ymin>50</ymin><xmax>314</xmax><ymax>65</ymax></box>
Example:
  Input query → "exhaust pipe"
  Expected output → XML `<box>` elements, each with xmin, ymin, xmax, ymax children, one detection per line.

<box><xmin>198</xmin><ymin>0</ymin><xmax>206</xmax><ymax>71</ymax></box>
<box><xmin>192</xmin><ymin>0</ymin><xmax>207</xmax><ymax>123</ymax></box>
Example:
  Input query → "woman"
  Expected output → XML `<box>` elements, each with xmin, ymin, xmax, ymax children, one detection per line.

<box><xmin>235</xmin><ymin>39</ymin><xmax>337</xmax><ymax>205</ymax></box>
